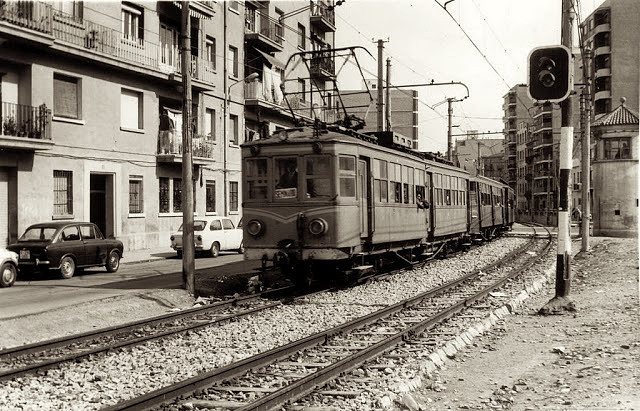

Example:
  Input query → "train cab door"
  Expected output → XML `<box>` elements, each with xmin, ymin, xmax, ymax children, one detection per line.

<box><xmin>425</xmin><ymin>172</ymin><xmax>433</xmax><ymax>235</ymax></box>
<box><xmin>357</xmin><ymin>159</ymin><xmax>372</xmax><ymax>239</ymax></box>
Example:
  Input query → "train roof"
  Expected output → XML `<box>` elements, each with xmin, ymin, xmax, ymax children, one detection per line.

<box><xmin>242</xmin><ymin>125</ymin><xmax>462</xmax><ymax>171</ymax></box>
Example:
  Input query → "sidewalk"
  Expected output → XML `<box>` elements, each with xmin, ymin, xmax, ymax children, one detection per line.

<box><xmin>120</xmin><ymin>246</ymin><xmax>176</xmax><ymax>265</ymax></box>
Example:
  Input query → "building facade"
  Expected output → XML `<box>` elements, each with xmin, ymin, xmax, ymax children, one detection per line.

<box><xmin>0</xmin><ymin>0</ymin><xmax>337</xmax><ymax>250</ymax></box>
<box><xmin>502</xmin><ymin>84</ymin><xmax>532</xmax><ymax>193</ymax></box>
<box><xmin>453</xmin><ymin>134</ymin><xmax>504</xmax><ymax>178</ymax></box>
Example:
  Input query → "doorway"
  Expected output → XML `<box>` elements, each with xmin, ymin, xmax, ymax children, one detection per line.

<box><xmin>90</xmin><ymin>174</ymin><xmax>114</xmax><ymax>238</ymax></box>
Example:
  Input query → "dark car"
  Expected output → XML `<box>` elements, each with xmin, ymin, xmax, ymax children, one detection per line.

<box><xmin>7</xmin><ymin>222</ymin><xmax>124</xmax><ymax>279</ymax></box>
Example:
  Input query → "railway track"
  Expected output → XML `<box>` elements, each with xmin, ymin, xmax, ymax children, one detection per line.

<box><xmin>0</xmin><ymin>285</ymin><xmax>295</xmax><ymax>381</ymax></box>
<box><xmin>105</xmin><ymin>226</ymin><xmax>550</xmax><ymax>410</ymax></box>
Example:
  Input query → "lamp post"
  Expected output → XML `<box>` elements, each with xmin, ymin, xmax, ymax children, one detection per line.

<box><xmin>223</xmin><ymin>72</ymin><xmax>259</xmax><ymax>216</ymax></box>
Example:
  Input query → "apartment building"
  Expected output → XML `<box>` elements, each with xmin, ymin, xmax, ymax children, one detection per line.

<box><xmin>502</xmin><ymin>84</ymin><xmax>532</xmax><ymax>194</ymax></box>
<box><xmin>0</xmin><ymin>0</ymin><xmax>337</xmax><ymax>250</ymax></box>
<box><xmin>453</xmin><ymin>134</ymin><xmax>504</xmax><ymax>178</ymax></box>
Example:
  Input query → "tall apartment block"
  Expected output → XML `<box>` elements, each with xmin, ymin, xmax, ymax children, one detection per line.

<box><xmin>0</xmin><ymin>0</ymin><xmax>337</xmax><ymax>250</ymax></box>
<box><xmin>580</xmin><ymin>0</ymin><xmax>639</xmax><ymax>117</ymax></box>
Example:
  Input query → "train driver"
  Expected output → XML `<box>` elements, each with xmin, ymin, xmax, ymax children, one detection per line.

<box><xmin>277</xmin><ymin>163</ymin><xmax>298</xmax><ymax>189</ymax></box>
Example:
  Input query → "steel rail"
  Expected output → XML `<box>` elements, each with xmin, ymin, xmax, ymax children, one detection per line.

<box><xmin>107</xmin><ymin>232</ymin><xmax>544</xmax><ymax>411</ymax></box>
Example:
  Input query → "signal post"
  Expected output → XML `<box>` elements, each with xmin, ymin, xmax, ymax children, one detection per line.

<box><xmin>527</xmin><ymin>0</ymin><xmax>576</xmax><ymax>313</ymax></box>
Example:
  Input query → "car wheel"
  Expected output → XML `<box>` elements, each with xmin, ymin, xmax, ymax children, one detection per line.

<box><xmin>0</xmin><ymin>262</ymin><xmax>17</xmax><ymax>288</ymax></box>
<box><xmin>105</xmin><ymin>251</ymin><xmax>120</xmax><ymax>273</ymax></box>
<box><xmin>238</xmin><ymin>242</ymin><xmax>245</xmax><ymax>254</ymax></box>
<box><xmin>59</xmin><ymin>256</ymin><xmax>76</xmax><ymax>279</ymax></box>
<box><xmin>210</xmin><ymin>242</ymin><xmax>220</xmax><ymax>258</ymax></box>
<box><xmin>176</xmin><ymin>250</ymin><xmax>183</xmax><ymax>259</ymax></box>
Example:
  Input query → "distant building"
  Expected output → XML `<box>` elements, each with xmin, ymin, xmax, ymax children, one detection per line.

<box><xmin>453</xmin><ymin>133</ymin><xmax>504</xmax><ymax>177</ymax></box>
<box><xmin>580</xmin><ymin>0</ymin><xmax>640</xmax><ymax>117</ymax></box>
<box><xmin>483</xmin><ymin>152</ymin><xmax>506</xmax><ymax>182</ymax></box>
<box><xmin>341</xmin><ymin>80</ymin><xmax>419</xmax><ymax>149</ymax></box>
<box><xmin>591</xmin><ymin>99</ymin><xmax>638</xmax><ymax>237</ymax></box>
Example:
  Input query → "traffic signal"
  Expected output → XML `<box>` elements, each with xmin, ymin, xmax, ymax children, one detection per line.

<box><xmin>527</xmin><ymin>45</ymin><xmax>573</xmax><ymax>103</ymax></box>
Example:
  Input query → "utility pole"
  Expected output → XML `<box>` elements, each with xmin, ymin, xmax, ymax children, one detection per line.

<box><xmin>180</xmin><ymin>1</ymin><xmax>195</xmax><ymax>296</ymax></box>
<box><xmin>385</xmin><ymin>57</ymin><xmax>391</xmax><ymax>131</ymax></box>
<box><xmin>447</xmin><ymin>98</ymin><xmax>453</xmax><ymax>162</ymax></box>
<box><xmin>376</xmin><ymin>39</ymin><xmax>385</xmax><ymax>132</ymax></box>
<box><xmin>581</xmin><ymin>48</ymin><xmax>592</xmax><ymax>252</ymax></box>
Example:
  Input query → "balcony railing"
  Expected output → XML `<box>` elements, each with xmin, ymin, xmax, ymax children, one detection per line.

<box><xmin>0</xmin><ymin>0</ymin><xmax>52</xmax><ymax>33</ymax></box>
<box><xmin>310</xmin><ymin>1</ymin><xmax>336</xmax><ymax>30</ymax></box>
<box><xmin>158</xmin><ymin>130</ymin><xmax>215</xmax><ymax>159</ymax></box>
<box><xmin>2</xmin><ymin>3</ymin><xmax>215</xmax><ymax>84</ymax></box>
<box><xmin>310</xmin><ymin>54</ymin><xmax>335</xmax><ymax>78</ymax></box>
<box><xmin>1</xmin><ymin>102</ymin><xmax>52</xmax><ymax>140</ymax></box>
<box><xmin>245</xmin><ymin>11</ymin><xmax>284</xmax><ymax>50</ymax></box>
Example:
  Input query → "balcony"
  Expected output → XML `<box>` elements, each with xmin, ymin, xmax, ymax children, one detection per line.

<box><xmin>594</xmin><ymin>45</ymin><xmax>611</xmax><ymax>57</ymax></box>
<box><xmin>1</xmin><ymin>4</ymin><xmax>216</xmax><ymax>86</ymax></box>
<box><xmin>157</xmin><ymin>131</ymin><xmax>216</xmax><ymax>164</ymax></box>
<box><xmin>0</xmin><ymin>102</ymin><xmax>53</xmax><ymax>150</ymax></box>
<box><xmin>244</xmin><ymin>79</ymin><xmax>287</xmax><ymax>110</ymax></box>
<box><xmin>595</xmin><ymin>67</ymin><xmax>611</xmax><ymax>78</ymax></box>
<box><xmin>0</xmin><ymin>1</ymin><xmax>52</xmax><ymax>35</ymax></box>
<box><xmin>507</xmin><ymin>94</ymin><xmax>517</xmax><ymax>105</ymax></box>
<box><xmin>594</xmin><ymin>90</ymin><xmax>612</xmax><ymax>101</ymax></box>
<box><xmin>309</xmin><ymin>53</ymin><xmax>335</xmax><ymax>79</ymax></box>
<box><xmin>534</xmin><ymin>154</ymin><xmax>553</xmax><ymax>164</ymax></box>
<box><xmin>245</xmin><ymin>11</ymin><xmax>284</xmax><ymax>53</ymax></box>
<box><xmin>593</xmin><ymin>23</ymin><xmax>610</xmax><ymax>36</ymax></box>
<box><xmin>533</xmin><ymin>169</ymin><xmax>552</xmax><ymax>179</ymax></box>
<box><xmin>310</xmin><ymin>2</ymin><xmax>336</xmax><ymax>32</ymax></box>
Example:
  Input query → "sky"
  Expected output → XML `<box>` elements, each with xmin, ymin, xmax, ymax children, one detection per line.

<box><xmin>332</xmin><ymin>0</ymin><xmax>599</xmax><ymax>153</ymax></box>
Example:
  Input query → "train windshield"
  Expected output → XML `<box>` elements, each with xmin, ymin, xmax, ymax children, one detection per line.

<box><xmin>305</xmin><ymin>156</ymin><xmax>332</xmax><ymax>199</ymax></box>
<box><xmin>274</xmin><ymin>157</ymin><xmax>299</xmax><ymax>200</ymax></box>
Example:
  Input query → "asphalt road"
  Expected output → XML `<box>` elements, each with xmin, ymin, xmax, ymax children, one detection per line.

<box><xmin>0</xmin><ymin>253</ymin><xmax>259</xmax><ymax>320</ymax></box>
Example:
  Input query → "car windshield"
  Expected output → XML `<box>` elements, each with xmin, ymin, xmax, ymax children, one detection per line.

<box><xmin>177</xmin><ymin>220</ymin><xmax>207</xmax><ymax>231</ymax></box>
<box><xmin>20</xmin><ymin>227</ymin><xmax>58</xmax><ymax>242</ymax></box>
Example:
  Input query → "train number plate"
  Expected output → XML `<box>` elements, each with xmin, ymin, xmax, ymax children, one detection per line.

<box><xmin>20</xmin><ymin>250</ymin><xmax>30</xmax><ymax>259</ymax></box>
<box><xmin>275</xmin><ymin>188</ymin><xmax>297</xmax><ymax>199</ymax></box>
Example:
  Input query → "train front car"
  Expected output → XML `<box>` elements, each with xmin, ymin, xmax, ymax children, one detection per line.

<box><xmin>241</xmin><ymin>127</ymin><xmax>363</xmax><ymax>285</ymax></box>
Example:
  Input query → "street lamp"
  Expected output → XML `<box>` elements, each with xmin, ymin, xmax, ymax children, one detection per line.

<box><xmin>223</xmin><ymin>72</ymin><xmax>259</xmax><ymax>215</ymax></box>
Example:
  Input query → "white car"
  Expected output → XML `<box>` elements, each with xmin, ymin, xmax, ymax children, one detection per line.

<box><xmin>1</xmin><ymin>248</ymin><xmax>19</xmax><ymax>288</ymax></box>
<box><xmin>170</xmin><ymin>217</ymin><xmax>244</xmax><ymax>258</ymax></box>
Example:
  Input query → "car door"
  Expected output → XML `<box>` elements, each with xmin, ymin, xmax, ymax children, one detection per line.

<box><xmin>209</xmin><ymin>219</ymin><xmax>223</xmax><ymax>250</ymax></box>
<box><xmin>80</xmin><ymin>224</ymin><xmax>105</xmax><ymax>265</ymax></box>
<box><xmin>221</xmin><ymin>218</ymin><xmax>240</xmax><ymax>250</ymax></box>
<box><xmin>59</xmin><ymin>225</ymin><xmax>86</xmax><ymax>266</ymax></box>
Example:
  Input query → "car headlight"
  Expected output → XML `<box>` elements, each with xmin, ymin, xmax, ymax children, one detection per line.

<box><xmin>308</xmin><ymin>218</ymin><xmax>327</xmax><ymax>236</ymax></box>
<box><xmin>196</xmin><ymin>235</ymin><xmax>202</xmax><ymax>242</ymax></box>
<box><xmin>247</xmin><ymin>219</ymin><xmax>264</xmax><ymax>236</ymax></box>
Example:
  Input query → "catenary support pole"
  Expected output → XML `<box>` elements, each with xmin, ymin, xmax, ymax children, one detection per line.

<box><xmin>581</xmin><ymin>48</ymin><xmax>592</xmax><ymax>252</ymax></box>
<box><xmin>181</xmin><ymin>1</ymin><xmax>195</xmax><ymax>296</ymax></box>
<box><xmin>385</xmin><ymin>57</ymin><xmax>391</xmax><ymax>131</ymax></box>
<box><xmin>377</xmin><ymin>39</ymin><xmax>384</xmax><ymax>132</ymax></box>
<box><xmin>447</xmin><ymin>98</ymin><xmax>453</xmax><ymax>162</ymax></box>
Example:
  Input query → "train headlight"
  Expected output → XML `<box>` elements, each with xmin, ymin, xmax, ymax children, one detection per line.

<box><xmin>308</xmin><ymin>218</ymin><xmax>327</xmax><ymax>236</ymax></box>
<box><xmin>247</xmin><ymin>219</ymin><xmax>264</xmax><ymax>237</ymax></box>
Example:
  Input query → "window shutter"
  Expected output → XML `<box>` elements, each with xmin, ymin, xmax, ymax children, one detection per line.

<box><xmin>54</xmin><ymin>75</ymin><xmax>79</xmax><ymax>118</ymax></box>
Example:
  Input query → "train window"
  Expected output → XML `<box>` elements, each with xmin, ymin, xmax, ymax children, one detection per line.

<box><xmin>403</xmin><ymin>166</ymin><xmax>414</xmax><ymax>204</ymax></box>
<box><xmin>389</xmin><ymin>162</ymin><xmax>401</xmax><ymax>203</ymax></box>
<box><xmin>245</xmin><ymin>158</ymin><xmax>268</xmax><ymax>200</ymax></box>
<box><xmin>373</xmin><ymin>159</ymin><xmax>388</xmax><ymax>202</ymax></box>
<box><xmin>445</xmin><ymin>189</ymin><xmax>451</xmax><ymax>206</ymax></box>
<box><xmin>305</xmin><ymin>156</ymin><xmax>331</xmax><ymax>199</ymax></box>
<box><xmin>339</xmin><ymin>155</ymin><xmax>356</xmax><ymax>198</ymax></box>
<box><xmin>275</xmin><ymin>157</ymin><xmax>299</xmax><ymax>200</ymax></box>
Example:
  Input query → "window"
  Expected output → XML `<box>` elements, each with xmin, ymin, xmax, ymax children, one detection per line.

<box><xmin>229</xmin><ymin>1</ymin><xmax>239</xmax><ymax>11</ymax></box>
<box><xmin>373</xmin><ymin>159</ymin><xmax>388</xmax><ymax>202</ymax></box>
<box><xmin>298</xmin><ymin>79</ymin><xmax>306</xmax><ymax>102</ymax></box>
<box><xmin>80</xmin><ymin>224</ymin><xmax>96</xmax><ymax>240</ymax></box>
<box><xmin>389</xmin><ymin>163</ymin><xmax>401</xmax><ymax>203</ymax></box>
<box><xmin>159</xmin><ymin>177</ymin><xmax>170</xmax><ymax>213</ymax></box>
<box><xmin>339</xmin><ymin>156</ymin><xmax>356</xmax><ymax>198</ymax></box>
<box><xmin>246</xmin><ymin>158</ymin><xmax>268</xmax><ymax>200</ymax></box>
<box><xmin>222</xmin><ymin>219</ymin><xmax>234</xmax><ymax>230</ymax></box>
<box><xmin>275</xmin><ymin>157</ymin><xmax>298</xmax><ymax>200</ymax></box>
<box><xmin>230</xmin><ymin>114</ymin><xmax>239</xmax><ymax>145</ymax></box>
<box><xmin>160</xmin><ymin>22</ymin><xmax>178</xmax><ymax>66</ymax></box>
<box><xmin>129</xmin><ymin>176</ymin><xmax>143</xmax><ymax>214</ymax></box>
<box><xmin>206</xmin><ymin>180</ymin><xmax>216</xmax><ymax>212</ymax></box>
<box><xmin>53</xmin><ymin>1</ymin><xmax>83</xmax><ymax>21</ymax></box>
<box><xmin>403</xmin><ymin>166</ymin><xmax>413</xmax><ymax>204</ymax></box>
<box><xmin>205</xmin><ymin>37</ymin><xmax>216</xmax><ymax>70</ymax></box>
<box><xmin>415</xmin><ymin>169</ymin><xmax>426</xmax><ymax>205</ymax></box>
<box><xmin>297</xmin><ymin>23</ymin><xmax>306</xmax><ymax>49</ymax></box>
<box><xmin>121</xmin><ymin>89</ymin><xmax>143</xmax><ymax>129</ymax></box>
<box><xmin>229</xmin><ymin>45</ymin><xmax>238</xmax><ymax>77</ymax></box>
<box><xmin>604</xmin><ymin>138</ymin><xmax>631</xmax><ymax>160</ymax></box>
<box><xmin>61</xmin><ymin>226</ymin><xmax>81</xmax><ymax>242</ymax></box>
<box><xmin>122</xmin><ymin>3</ymin><xmax>143</xmax><ymax>43</ymax></box>
<box><xmin>54</xmin><ymin>170</ymin><xmax>73</xmax><ymax>215</ymax></box>
<box><xmin>54</xmin><ymin>74</ymin><xmax>81</xmax><ymax>119</ymax></box>
<box><xmin>229</xmin><ymin>181</ymin><xmax>239</xmax><ymax>211</ymax></box>
<box><xmin>210</xmin><ymin>219</ymin><xmax>222</xmax><ymax>230</ymax></box>
<box><xmin>305</xmin><ymin>156</ymin><xmax>331</xmax><ymax>199</ymax></box>
<box><xmin>275</xmin><ymin>9</ymin><xmax>284</xmax><ymax>38</ymax></box>
<box><xmin>173</xmin><ymin>178</ymin><xmax>182</xmax><ymax>212</ymax></box>
<box><xmin>205</xmin><ymin>108</ymin><xmax>216</xmax><ymax>141</ymax></box>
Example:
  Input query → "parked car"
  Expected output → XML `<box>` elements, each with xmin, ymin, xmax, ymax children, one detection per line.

<box><xmin>7</xmin><ymin>222</ymin><xmax>124</xmax><ymax>279</ymax></box>
<box><xmin>170</xmin><ymin>217</ymin><xmax>244</xmax><ymax>258</ymax></box>
<box><xmin>0</xmin><ymin>248</ymin><xmax>19</xmax><ymax>287</ymax></box>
